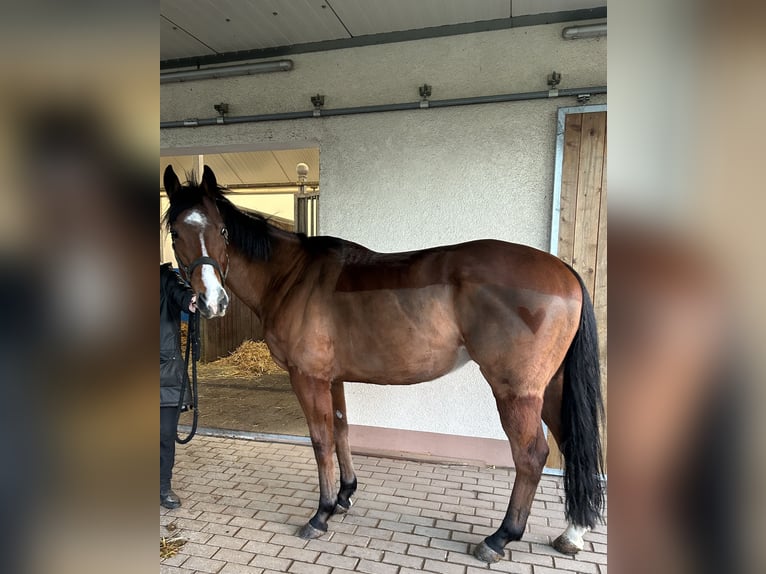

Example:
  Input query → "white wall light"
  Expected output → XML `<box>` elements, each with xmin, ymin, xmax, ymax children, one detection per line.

<box><xmin>161</xmin><ymin>59</ymin><xmax>293</xmax><ymax>84</ymax></box>
<box><xmin>562</xmin><ymin>23</ymin><xmax>607</xmax><ymax>40</ymax></box>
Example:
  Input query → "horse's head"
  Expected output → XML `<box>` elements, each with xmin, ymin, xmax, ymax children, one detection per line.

<box><xmin>163</xmin><ymin>164</ymin><xmax>230</xmax><ymax>318</ymax></box>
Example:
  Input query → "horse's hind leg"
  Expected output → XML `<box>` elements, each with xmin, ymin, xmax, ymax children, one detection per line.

<box><xmin>288</xmin><ymin>370</ymin><xmax>337</xmax><ymax>539</ymax></box>
<box><xmin>331</xmin><ymin>381</ymin><xmax>357</xmax><ymax>513</ymax></box>
<box><xmin>542</xmin><ymin>366</ymin><xmax>564</xmax><ymax>446</ymax></box>
<box><xmin>542</xmin><ymin>367</ymin><xmax>590</xmax><ymax>556</ymax></box>
<box><xmin>474</xmin><ymin>387</ymin><xmax>549</xmax><ymax>563</ymax></box>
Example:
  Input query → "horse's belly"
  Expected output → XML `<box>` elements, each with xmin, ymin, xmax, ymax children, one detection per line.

<box><xmin>341</xmin><ymin>339</ymin><xmax>469</xmax><ymax>385</ymax></box>
<box><xmin>333</xmin><ymin>286</ymin><xmax>466</xmax><ymax>384</ymax></box>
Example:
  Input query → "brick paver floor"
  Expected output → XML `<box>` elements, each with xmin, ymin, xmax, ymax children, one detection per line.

<box><xmin>161</xmin><ymin>435</ymin><xmax>607</xmax><ymax>574</ymax></box>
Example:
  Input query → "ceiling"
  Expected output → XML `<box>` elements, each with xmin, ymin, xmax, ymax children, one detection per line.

<box><xmin>161</xmin><ymin>0</ymin><xmax>606</xmax><ymax>67</ymax></box>
<box><xmin>160</xmin><ymin>149</ymin><xmax>320</xmax><ymax>191</ymax></box>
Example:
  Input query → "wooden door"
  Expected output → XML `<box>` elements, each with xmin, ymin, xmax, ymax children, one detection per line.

<box><xmin>546</xmin><ymin>109</ymin><xmax>607</xmax><ymax>472</ymax></box>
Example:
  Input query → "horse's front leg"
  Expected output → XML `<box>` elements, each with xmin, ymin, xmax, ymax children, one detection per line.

<box><xmin>288</xmin><ymin>370</ymin><xmax>337</xmax><ymax>539</ymax></box>
<box><xmin>331</xmin><ymin>381</ymin><xmax>357</xmax><ymax>513</ymax></box>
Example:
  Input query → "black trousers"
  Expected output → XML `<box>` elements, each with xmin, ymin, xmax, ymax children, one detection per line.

<box><xmin>160</xmin><ymin>406</ymin><xmax>179</xmax><ymax>490</ymax></box>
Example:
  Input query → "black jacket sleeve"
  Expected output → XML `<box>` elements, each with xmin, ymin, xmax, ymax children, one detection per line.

<box><xmin>161</xmin><ymin>264</ymin><xmax>194</xmax><ymax>313</ymax></box>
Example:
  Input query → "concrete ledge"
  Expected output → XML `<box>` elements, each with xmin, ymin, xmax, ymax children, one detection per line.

<box><xmin>348</xmin><ymin>424</ymin><xmax>515</xmax><ymax>468</ymax></box>
<box><xmin>184</xmin><ymin>424</ymin><xmax>566</xmax><ymax>475</ymax></box>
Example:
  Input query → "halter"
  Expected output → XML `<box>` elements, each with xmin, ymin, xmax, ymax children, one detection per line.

<box><xmin>177</xmin><ymin>253</ymin><xmax>229</xmax><ymax>285</ymax></box>
<box><xmin>173</xmin><ymin>222</ymin><xmax>230</xmax><ymax>286</ymax></box>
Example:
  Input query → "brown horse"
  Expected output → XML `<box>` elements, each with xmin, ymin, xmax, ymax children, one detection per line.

<box><xmin>162</xmin><ymin>165</ymin><xmax>604</xmax><ymax>563</ymax></box>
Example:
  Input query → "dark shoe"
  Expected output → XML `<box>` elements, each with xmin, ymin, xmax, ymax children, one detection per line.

<box><xmin>160</xmin><ymin>488</ymin><xmax>181</xmax><ymax>509</ymax></box>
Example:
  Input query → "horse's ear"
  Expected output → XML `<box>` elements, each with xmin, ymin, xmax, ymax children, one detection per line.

<box><xmin>201</xmin><ymin>165</ymin><xmax>218</xmax><ymax>197</ymax></box>
<box><xmin>163</xmin><ymin>165</ymin><xmax>182</xmax><ymax>200</ymax></box>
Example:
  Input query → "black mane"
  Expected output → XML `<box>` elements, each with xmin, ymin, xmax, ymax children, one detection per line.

<box><xmin>162</xmin><ymin>177</ymin><xmax>272</xmax><ymax>261</ymax></box>
<box><xmin>298</xmin><ymin>234</ymin><xmax>348</xmax><ymax>257</ymax></box>
<box><xmin>216</xmin><ymin>194</ymin><xmax>272</xmax><ymax>261</ymax></box>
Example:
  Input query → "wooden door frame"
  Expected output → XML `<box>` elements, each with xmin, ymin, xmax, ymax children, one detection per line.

<box><xmin>550</xmin><ymin>103</ymin><xmax>607</xmax><ymax>256</ymax></box>
<box><xmin>544</xmin><ymin>103</ymin><xmax>607</xmax><ymax>476</ymax></box>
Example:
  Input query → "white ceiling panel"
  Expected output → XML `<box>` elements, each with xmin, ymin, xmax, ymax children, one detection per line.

<box><xmin>210</xmin><ymin>151</ymin><xmax>288</xmax><ymax>185</ymax></box>
<box><xmin>161</xmin><ymin>1</ymin><xmax>605</xmax><ymax>66</ymax></box>
<box><xmin>512</xmin><ymin>0</ymin><xmax>606</xmax><ymax>17</ymax></box>
<box><xmin>160</xmin><ymin>149</ymin><xmax>320</xmax><ymax>189</ymax></box>
<box><xmin>161</xmin><ymin>0</ymin><xmax>350</xmax><ymax>55</ymax></box>
<box><xmin>161</xmin><ymin>16</ymin><xmax>216</xmax><ymax>60</ymax></box>
<box><xmin>330</xmin><ymin>0</ymin><xmax>511</xmax><ymax>37</ymax></box>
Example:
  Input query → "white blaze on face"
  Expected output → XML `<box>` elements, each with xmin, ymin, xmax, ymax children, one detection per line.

<box><xmin>184</xmin><ymin>210</ymin><xmax>229</xmax><ymax>316</ymax></box>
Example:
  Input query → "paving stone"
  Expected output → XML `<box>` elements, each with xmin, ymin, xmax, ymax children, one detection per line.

<box><xmin>422</xmin><ymin>558</ymin><xmax>467</xmax><ymax>574</ymax></box>
<box><xmin>406</xmin><ymin>544</ymin><xmax>448</xmax><ymax>560</ymax></box>
<box><xmin>212</xmin><ymin>548</ymin><xmax>257</xmax><ymax>565</ymax></box>
<box><xmin>315</xmin><ymin>552</ymin><xmax>359</xmax><ymax>570</ymax></box>
<box><xmin>355</xmin><ymin>558</ymin><xmax>399</xmax><ymax>574</ymax></box>
<box><xmin>367</xmin><ymin>538</ymin><xmax>407</xmax><ymax>554</ymax></box>
<box><xmin>468</xmin><ymin>561</ymin><xmax>532</xmax><ymax>574</ymax></box>
<box><xmin>305</xmin><ymin>539</ymin><xmax>345</xmax><ymax>554</ymax></box>
<box><xmin>207</xmin><ymin>534</ymin><xmax>247</xmax><ymax>550</ymax></box>
<box><xmin>429</xmin><ymin>537</ymin><xmax>469</xmax><ymax>553</ymax></box>
<box><xmin>553</xmin><ymin>556</ymin><xmax>601</xmax><ymax>572</ymax></box>
<box><xmin>287</xmin><ymin>561</ymin><xmax>331</xmax><ymax>574</ymax></box>
<box><xmin>510</xmin><ymin>549</ymin><xmax>555</xmax><ymax>566</ymax></box>
<box><xmin>278</xmin><ymin>545</ymin><xmax>320</xmax><ymax>563</ymax></box>
<box><xmin>180</xmin><ymin>555</ymin><xmax>226</xmax><ymax>573</ymax></box>
<box><xmin>342</xmin><ymin>545</ymin><xmax>383</xmax><ymax>561</ymax></box>
<box><xmin>241</xmin><ymin>540</ymin><xmax>282</xmax><ymax>556</ymax></box>
<box><xmin>219</xmin><ymin>560</ymin><xmax>265</xmax><ymax>573</ymax></box>
<box><xmin>248</xmin><ymin>554</ymin><xmax>292</xmax><ymax>571</ymax></box>
<box><xmin>178</xmin><ymin>541</ymin><xmax>218</xmax><ymax>559</ymax></box>
<box><xmin>381</xmin><ymin>550</ymin><xmax>424</xmax><ymax>569</ymax></box>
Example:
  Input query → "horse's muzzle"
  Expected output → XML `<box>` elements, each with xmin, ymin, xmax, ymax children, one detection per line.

<box><xmin>197</xmin><ymin>290</ymin><xmax>229</xmax><ymax>318</ymax></box>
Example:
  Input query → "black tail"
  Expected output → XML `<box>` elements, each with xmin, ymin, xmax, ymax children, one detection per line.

<box><xmin>561</xmin><ymin>267</ymin><xmax>605</xmax><ymax>529</ymax></box>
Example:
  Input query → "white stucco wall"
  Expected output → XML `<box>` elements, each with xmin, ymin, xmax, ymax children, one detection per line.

<box><xmin>161</xmin><ymin>23</ymin><xmax>606</xmax><ymax>440</ymax></box>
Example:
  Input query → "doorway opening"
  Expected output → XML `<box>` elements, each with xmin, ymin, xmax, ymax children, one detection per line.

<box><xmin>160</xmin><ymin>148</ymin><xmax>319</xmax><ymax>438</ymax></box>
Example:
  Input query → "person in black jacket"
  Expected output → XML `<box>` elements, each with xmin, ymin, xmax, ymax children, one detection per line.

<box><xmin>160</xmin><ymin>263</ymin><xmax>197</xmax><ymax>509</ymax></box>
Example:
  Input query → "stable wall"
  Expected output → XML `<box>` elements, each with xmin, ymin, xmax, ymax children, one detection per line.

<box><xmin>161</xmin><ymin>22</ymin><xmax>606</xmax><ymax>452</ymax></box>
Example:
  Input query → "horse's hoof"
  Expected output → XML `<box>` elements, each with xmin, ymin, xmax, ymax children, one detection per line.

<box><xmin>473</xmin><ymin>540</ymin><xmax>504</xmax><ymax>563</ymax></box>
<box><xmin>552</xmin><ymin>534</ymin><xmax>581</xmax><ymax>556</ymax></box>
<box><xmin>334</xmin><ymin>498</ymin><xmax>353</xmax><ymax>515</ymax></box>
<box><xmin>297</xmin><ymin>522</ymin><xmax>326</xmax><ymax>540</ymax></box>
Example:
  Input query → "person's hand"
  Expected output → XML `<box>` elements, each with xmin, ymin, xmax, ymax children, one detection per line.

<box><xmin>189</xmin><ymin>295</ymin><xmax>197</xmax><ymax>313</ymax></box>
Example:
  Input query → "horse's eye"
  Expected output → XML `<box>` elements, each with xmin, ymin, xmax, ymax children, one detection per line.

<box><xmin>170</xmin><ymin>229</ymin><xmax>178</xmax><ymax>240</ymax></box>
<box><xmin>221</xmin><ymin>227</ymin><xmax>229</xmax><ymax>241</ymax></box>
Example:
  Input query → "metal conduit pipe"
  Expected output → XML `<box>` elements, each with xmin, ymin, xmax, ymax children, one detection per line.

<box><xmin>562</xmin><ymin>23</ymin><xmax>607</xmax><ymax>40</ymax></box>
<box><xmin>320</xmin><ymin>101</ymin><xmax>421</xmax><ymax>117</ymax></box>
<box><xmin>160</xmin><ymin>85</ymin><xmax>606</xmax><ymax>129</ymax></box>
<box><xmin>160</xmin><ymin>60</ymin><xmax>294</xmax><ymax>84</ymax></box>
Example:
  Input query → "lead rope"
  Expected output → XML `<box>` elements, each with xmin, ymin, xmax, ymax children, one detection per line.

<box><xmin>175</xmin><ymin>309</ymin><xmax>200</xmax><ymax>444</ymax></box>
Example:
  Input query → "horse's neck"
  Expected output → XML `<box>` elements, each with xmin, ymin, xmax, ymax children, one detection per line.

<box><xmin>226</xmin><ymin>230</ymin><xmax>304</xmax><ymax>318</ymax></box>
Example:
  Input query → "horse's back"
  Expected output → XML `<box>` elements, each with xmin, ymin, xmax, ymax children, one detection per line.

<box><xmin>322</xmin><ymin>239</ymin><xmax>581</xmax><ymax>385</ymax></box>
<box><xmin>331</xmin><ymin>239</ymin><xmax>570</xmax><ymax>289</ymax></box>
<box><xmin>445</xmin><ymin>239</ymin><xmax>578</xmax><ymax>294</ymax></box>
